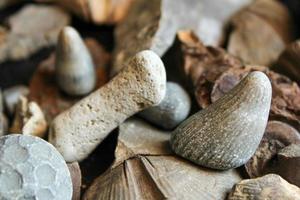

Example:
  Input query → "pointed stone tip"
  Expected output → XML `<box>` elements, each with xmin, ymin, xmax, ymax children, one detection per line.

<box><xmin>246</xmin><ymin>71</ymin><xmax>271</xmax><ymax>86</ymax></box>
<box><xmin>57</xmin><ymin>26</ymin><xmax>83</xmax><ymax>53</ymax></box>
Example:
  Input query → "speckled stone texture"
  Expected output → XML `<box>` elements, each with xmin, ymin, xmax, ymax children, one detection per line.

<box><xmin>139</xmin><ymin>82</ymin><xmax>191</xmax><ymax>130</ymax></box>
<box><xmin>49</xmin><ymin>50</ymin><xmax>166</xmax><ymax>162</ymax></box>
<box><xmin>170</xmin><ymin>71</ymin><xmax>272</xmax><ymax>170</ymax></box>
<box><xmin>0</xmin><ymin>134</ymin><xmax>72</xmax><ymax>199</ymax></box>
<box><xmin>55</xmin><ymin>26</ymin><xmax>96</xmax><ymax>96</ymax></box>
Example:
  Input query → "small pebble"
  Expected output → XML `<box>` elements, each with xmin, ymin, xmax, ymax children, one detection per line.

<box><xmin>0</xmin><ymin>134</ymin><xmax>72</xmax><ymax>199</ymax></box>
<box><xmin>139</xmin><ymin>82</ymin><xmax>191</xmax><ymax>130</ymax></box>
<box><xmin>3</xmin><ymin>85</ymin><xmax>29</xmax><ymax>116</ymax></box>
<box><xmin>55</xmin><ymin>26</ymin><xmax>96</xmax><ymax>96</ymax></box>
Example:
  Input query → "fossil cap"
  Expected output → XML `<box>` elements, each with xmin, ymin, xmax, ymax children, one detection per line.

<box><xmin>55</xmin><ymin>26</ymin><xmax>96</xmax><ymax>96</ymax></box>
<box><xmin>171</xmin><ymin>71</ymin><xmax>272</xmax><ymax>170</ymax></box>
<box><xmin>0</xmin><ymin>134</ymin><xmax>72</xmax><ymax>199</ymax></box>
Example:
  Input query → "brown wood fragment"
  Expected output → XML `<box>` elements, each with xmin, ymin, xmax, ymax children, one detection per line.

<box><xmin>227</xmin><ymin>0</ymin><xmax>294</xmax><ymax>66</ymax></box>
<box><xmin>245</xmin><ymin>121</ymin><xmax>300</xmax><ymax>178</ymax></box>
<box><xmin>211</xmin><ymin>66</ymin><xmax>300</xmax><ymax>130</ymax></box>
<box><xmin>28</xmin><ymin>38</ymin><xmax>110</xmax><ymax>123</ymax></box>
<box><xmin>228</xmin><ymin>174</ymin><xmax>300</xmax><ymax>200</ymax></box>
<box><xmin>36</xmin><ymin>0</ymin><xmax>133</xmax><ymax>25</ymax></box>
<box><xmin>112</xmin><ymin>0</ymin><xmax>251</xmax><ymax>76</ymax></box>
<box><xmin>67</xmin><ymin>162</ymin><xmax>82</xmax><ymax>200</ymax></box>
<box><xmin>84</xmin><ymin>118</ymin><xmax>242</xmax><ymax>200</ymax></box>
<box><xmin>166</xmin><ymin>30</ymin><xmax>242</xmax><ymax>108</ymax></box>
<box><xmin>275</xmin><ymin>40</ymin><xmax>300</xmax><ymax>83</ymax></box>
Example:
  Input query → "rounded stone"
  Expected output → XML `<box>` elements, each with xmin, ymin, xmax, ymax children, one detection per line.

<box><xmin>139</xmin><ymin>82</ymin><xmax>191</xmax><ymax>130</ymax></box>
<box><xmin>0</xmin><ymin>134</ymin><xmax>72</xmax><ymax>199</ymax></box>
<box><xmin>55</xmin><ymin>26</ymin><xmax>96</xmax><ymax>96</ymax></box>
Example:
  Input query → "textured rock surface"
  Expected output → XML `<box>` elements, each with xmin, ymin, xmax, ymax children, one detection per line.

<box><xmin>112</xmin><ymin>0</ymin><xmax>252</xmax><ymax>76</ymax></box>
<box><xmin>0</xmin><ymin>4</ymin><xmax>70</xmax><ymax>63</ymax></box>
<box><xmin>227</xmin><ymin>0</ymin><xmax>294</xmax><ymax>66</ymax></box>
<box><xmin>170</xmin><ymin>72</ymin><xmax>272</xmax><ymax>170</ymax></box>
<box><xmin>139</xmin><ymin>82</ymin><xmax>191</xmax><ymax>130</ymax></box>
<box><xmin>49</xmin><ymin>50</ymin><xmax>166</xmax><ymax>162</ymax></box>
<box><xmin>3</xmin><ymin>85</ymin><xmax>29</xmax><ymax>116</ymax></box>
<box><xmin>56</xmin><ymin>26</ymin><xmax>96</xmax><ymax>96</ymax></box>
<box><xmin>228</xmin><ymin>174</ymin><xmax>300</xmax><ymax>200</ymax></box>
<box><xmin>0</xmin><ymin>134</ymin><xmax>72</xmax><ymax>199</ymax></box>
<box><xmin>84</xmin><ymin>118</ymin><xmax>242</xmax><ymax>200</ymax></box>
<box><xmin>10</xmin><ymin>96</ymin><xmax>47</xmax><ymax>138</ymax></box>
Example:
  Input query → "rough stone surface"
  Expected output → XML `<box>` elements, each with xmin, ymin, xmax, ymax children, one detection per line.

<box><xmin>112</xmin><ymin>0</ymin><xmax>252</xmax><ymax>76</ymax></box>
<box><xmin>3</xmin><ymin>85</ymin><xmax>29</xmax><ymax>116</ymax></box>
<box><xmin>0</xmin><ymin>134</ymin><xmax>72</xmax><ymax>199</ymax></box>
<box><xmin>228</xmin><ymin>174</ymin><xmax>300</xmax><ymax>200</ymax></box>
<box><xmin>84</xmin><ymin>118</ymin><xmax>242</xmax><ymax>200</ymax></box>
<box><xmin>170</xmin><ymin>72</ymin><xmax>272</xmax><ymax>170</ymax></box>
<box><xmin>49</xmin><ymin>50</ymin><xmax>166</xmax><ymax>162</ymax></box>
<box><xmin>56</xmin><ymin>26</ymin><xmax>96</xmax><ymax>96</ymax></box>
<box><xmin>0</xmin><ymin>4</ymin><xmax>70</xmax><ymax>63</ymax></box>
<box><xmin>10</xmin><ymin>96</ymin><xmax>47</xmax><ymax>138</ymax></box>
<box><xmin>139</xmin><ymin>82</ymin><xmax>191</xmax><ymax>130</ymax></box>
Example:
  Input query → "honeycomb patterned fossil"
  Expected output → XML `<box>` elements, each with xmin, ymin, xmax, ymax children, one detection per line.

<box><xmin>0</xmin><ymin>134</ymin><xmax>72</xmax><ymax>199</ymax></box>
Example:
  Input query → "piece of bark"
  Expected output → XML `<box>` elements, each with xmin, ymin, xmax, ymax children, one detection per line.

<box><xmin>111</xmin><ymin>0</ymin><xmax>252</xmax><ymax>76</ymax></box>
<box><xmin>84</xmin><ymin>118</ymin><xmax>242</xmax><ymax>200</ymax></box>
<box><xmin>210</xmin><ymin>66</ymin><xmax>300</xmax><ymax>130</ymax></box>
<box><xmin>166</xmin><ymin>30</ymin><xmax>242</xmax><ymax>108</ymax></box>
<box><xmin>28</xmin><ymin>38</ymin><xmax>110</xmax><ymax>123</ymax></box>
<box><xmin>275</xmin><ymin>40</ymin><xmax>300</xmax><ymax>83</ymax></box>
<box><xmin>227</xmin><ymin>0</ymin><xmax>294</xmax><ymax>66</ymax></box>
<box><xmin>0</xmin><ymin>4</ymin><xmax>70</xmax><ymax>63</ymax></box>
<box><xmin>36</xmin><ymin>0</ymin><xmax>133</xmax><ymax>25</ymax></box>
<box><xmin>228</xmin><ymin>174</ymin><xmax>300</xmax><ymax>200</ymax></box>
<box><xmin>245</xmin><ymin>121</ymin><xmax>300</xmax><ymax>178</ymax></box>
<box><xmin>276</xmin><ymin>144</ymin><xmax>300</xmax><ymax>187</ymax></box>
<box><xmin>67</xmin><ymin>162</ymin><xmax>82</xmax><ymax>200</ymax></box>
<box><xmin>10</xmin><ymin>96</ymin><xmax>48</xmax><ymax>138</ymax></box>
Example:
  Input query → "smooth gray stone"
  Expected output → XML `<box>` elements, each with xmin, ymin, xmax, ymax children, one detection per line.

<box><xmin>3</xmin><ymin>85</ymin><xmax>29</xmax><ymax>116</ymax></box>
<box><xmin>139</xmin><ymin>82</ymin><xmax>191</xmax><ymax>130</ymax></box>
<box><xmin>0</xmin><ymin>134</ymin><xmax>72</xmax><ymax>199</ymax></box>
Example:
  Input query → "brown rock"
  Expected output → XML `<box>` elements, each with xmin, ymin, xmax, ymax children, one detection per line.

<box><xmin>245</xmin><ymin>121</ymin><xmax>300</xmax><ymax>178</ymax></box>
<box><xmin>112</xmin><ymin>0</ymin><xmax>252</xmax><ymax>76</ymax></box>
<box><xmin>28</xmin><ymin>38</ymin><xmax>110</xmax><ymax>123</ymax></box>
<box><xmin>227</xmin><ymin>0</ymin><xmax>294</xmax><ymax>66</ymax></box>
<box><xmin>67</xmin><ymin>162</ymin><xmax>82</xmax><ymax>200</ymax></box>
<box><xmin>0</xmin><ymin>4</ymin><xmax>70</xmax><ymax>63</ymax></box>
<box><xmin>166</xmin><ymin>30</ymin><xmax>242</xmax><ymax>108</ymax></box>
<box><xmin>84</xmin><ymin>118</ymin><xmax>242</xmax><ymax>200</ymax></box>
<box><xmin>10</xmin><ymin>96</ymin><xmax>48</xmax><ymax>138</ymax></box>
<box><xmin>0</xmin><ymin>0</ymin><xmax>21</xmax><ymax>9</ymax></box>
<box><xmin>211</xmin><ymin>66</ymin><xmax>300</xmax><ymax>130</ymax></box>
<box><xmin>275</xmin><ymin>40</ymin><xmax>300</xmax><ymax>83</ymax></box>
<box><xmin>228</xmin><ymin>174</ymin><xmax>300</xmax><ymax>200</ymax></box>
<box><xmin>36</xmin><ymin>0</ymin><xmax>133</xmax><ymax>24</ymax></box>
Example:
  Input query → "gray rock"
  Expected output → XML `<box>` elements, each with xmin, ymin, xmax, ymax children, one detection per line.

<box><xmin>170</xmin><ymin>72</ymin><xmax>272</xmax><ymax>170</ymax></box>
<box><xmin>139</xmin><ymin>82</ymin><xmax>191</xmax><ymax>130</ymax></box>
<box><xmin>111</xmin><ymin>0</ymin><xmax>252</xmax><ymax>76</ymax></box>
<box><xmin>0</xmin><ymin>5</ymin><xmax>70</xmax><ymax>63</ymax></box>
<box><xmin>55</xmin><ymin>26</ymin><xmax>96</xmax><ymax>96</ymax></box>
<box><xmin>49</xmin><ymin>50</ymin><xmax>166</xmax><ymax>162</ymax></box>
<box><xmin>0</xmin><ymin>134</ymin><xmax>72</xmax><ymax>199</ymax></box>
<box><xmin>3</xmin><ymin>85</ymin><xmax>29</xmax><ymax>116</ymax></box>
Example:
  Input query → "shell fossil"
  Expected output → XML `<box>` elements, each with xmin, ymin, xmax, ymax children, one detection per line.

<box><xmin>170</xmin><ymin>71</ymin><xmax>272</xmax><ymax>170</ymax></box>
<box><xmin>55</xmin><ymin>26</ymin><xmax>96</xmax><ymax>96</ymax></box>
